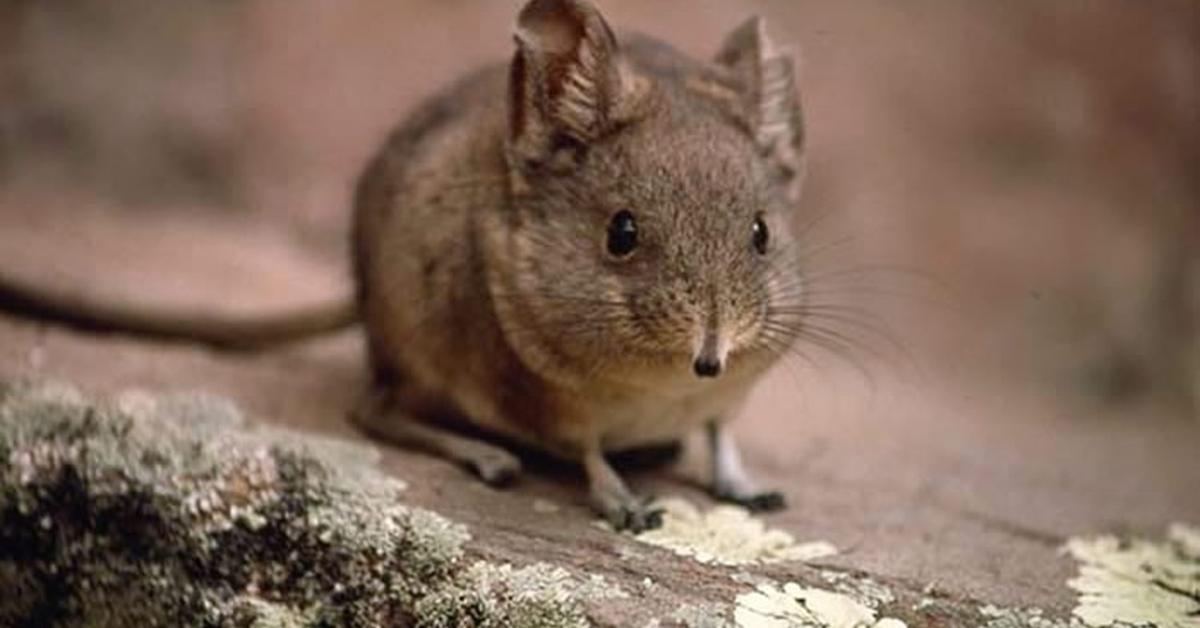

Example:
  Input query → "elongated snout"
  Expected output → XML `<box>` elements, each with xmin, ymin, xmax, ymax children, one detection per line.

<box><xmin>692</xmin><ymin>331</ymin><xmax>728</xmax><ymax>378</ymax></box>
<box><xmin>693</xmin><ymin>355</ymin><xmax>722</xmax><ymax>377</ymax></box>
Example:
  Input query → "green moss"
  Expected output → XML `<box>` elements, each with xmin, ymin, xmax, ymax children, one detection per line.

<box><xmin>222</xmin><ymin>596</ymin><xmax>319</xmax><ymax>628</ymax></box>
<box><xmin>0</xmin><ymin>560</ymin><xmax>40</xmax><ymax>625</ymax></box>
<box><xmin>0</xmin><ymin>380</ymin><xmax>469</xmax><ymax>626</ymax></box>
<box><xmin>0</xmin><ymin>380</ymin><xmax>645</xmax><ymax>627</ymax></box>
<box><xmin>414</xmin><ymin>562</ymin><xmax>626</xmax><ymax>628</ymax></box>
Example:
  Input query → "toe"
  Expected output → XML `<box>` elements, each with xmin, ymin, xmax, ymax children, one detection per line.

<box><xmin>598</xmin><ymin>499</ymin><xmax>664</xmax><ymax>532</ymax></box>
<box><xmin>743</xmin><ymin>491</ymin><xmax>786</xmax><ymax>512</ymax></box>
<box><xmin>618</xmin><ymin>502</ymin><xmax>665</xmax><ymax>533</ymax></box>
<box><xmin>634</xmin><ymin>506</ymin><xmax>664</xmax><ymax>532</ymax></box>
<box><xmin>472</xmin><ymin>451</ymin><xmax>522</xmax><ymax>487</ymax></box>
<box><xmin>714</xmin><ymin>486</ymin><xmax>788</xmax><ymax>512</ymax></box>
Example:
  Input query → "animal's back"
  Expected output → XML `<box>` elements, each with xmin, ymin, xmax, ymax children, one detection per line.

<box><xmin>351</xmin><ymin>64</ymin><xmax>524</xmax><ymax>434</ymax></box>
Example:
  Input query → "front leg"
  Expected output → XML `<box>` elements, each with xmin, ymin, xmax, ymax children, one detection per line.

<box><xmin>582</xmin><ymin>441</ymin><xmax>663</xmax><ymax>532</ymax></box>
<box><xmin>707</xmin><ymin>421</ymin><xmax>786</xmax><ymax>512</ymax></box>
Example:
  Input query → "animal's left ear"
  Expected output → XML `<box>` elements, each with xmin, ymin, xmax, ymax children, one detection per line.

<box><xmin>715</xmin><ymin>16</ymin><xmax>805</xmax><ymax>200</ymax></box>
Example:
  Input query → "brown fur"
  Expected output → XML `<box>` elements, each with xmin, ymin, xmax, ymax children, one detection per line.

<box><xmin>353</xmin><ymin>0</ymin><xmax>806</xmax><ymax>529</ymax></box>
<box><xmin>0</xmin><ymin>0</ymin><xmax>809</xmax><ymax>531</ymax></box>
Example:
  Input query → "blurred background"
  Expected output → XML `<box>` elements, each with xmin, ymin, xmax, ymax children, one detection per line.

<box><xmin>1</xmin><ymin>0</ymin><xmax>1197</xmax><ymax>417</ymax></box>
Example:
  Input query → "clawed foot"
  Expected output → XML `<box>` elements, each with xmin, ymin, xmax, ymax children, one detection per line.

<box><xmin>593</xmin><ymin>491</ymin><xmax>664</xmax><ymax>532</ymax></box>
<box><xmin>466</xmin><ymin>446</ymin><xmax>523</xmax><ymax>487</ymax></box>
<box><xmin>707</xmin><ymin>422</ymin><xmax>787</xmax><ymax>513</ymax></box>
<box><xmin>714</xmin><ymin>486</ymin><xmax>787</xmax><ymax>512</ymax></box>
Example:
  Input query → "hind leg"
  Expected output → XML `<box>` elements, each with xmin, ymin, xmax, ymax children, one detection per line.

<box><xmin>352</xmin><ymin>388</ymin><xmax>522</xmax><ymax>486</ymax></box>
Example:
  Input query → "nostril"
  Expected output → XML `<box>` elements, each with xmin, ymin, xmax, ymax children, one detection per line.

<box><xmin>693</xmin><ymin>357</ymin><xmax>722</xmax><ymax>378</ymax></box>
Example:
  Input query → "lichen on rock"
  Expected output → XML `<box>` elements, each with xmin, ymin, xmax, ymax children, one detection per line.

<box><xmin>732</xmin><ymin>581</ymin><xmax>907</xmax><ymax>628</ymax></box>
<box><xmin>414</xmin><ymin>561</ymin><xmax>626</xmax><ymax>628</ymax></box>
<box><xmin>1062</xmin><ymin>523</ymin><xmax>1200</xmax><ymax>628</ymax></box>
<box><xmin>632</xmin><ymin>497</ymin><xmax>837</xmax><ymax>566</ymax></box>
<box><xmin>978</xmin><ymin>604</ymin><xmax>1081</xmax><ymax>628</ymax></box>
<box><xmin>671</xmin><ymin>602</ymin><xmax>733</xmax><ymax>628</ymax></box>
<box><xmin>0</xmin><ymin>380</ymin><xmax>607</xmax><ymax>626</ymax></box>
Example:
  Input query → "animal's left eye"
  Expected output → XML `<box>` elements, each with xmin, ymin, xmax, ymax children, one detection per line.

<box><xmin>606</xmin><ymin>209</ymin><xmax>638</xmax><ymax>258</ymax></box>
<box><xmin>752</xmin><ymin>215</ymin><xmax>769</xmax><ymax>255</ymax></box>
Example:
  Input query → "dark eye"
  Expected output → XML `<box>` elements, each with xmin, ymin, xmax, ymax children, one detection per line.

<box><xmin>752</xmin><ymin>215</ymin><xmax>769</xmax><ymax>255</ymax></box>
<box><xmin>606</xmin><ymin>210</ymin><xmax>638</xmax><ymax>258</ymax></box>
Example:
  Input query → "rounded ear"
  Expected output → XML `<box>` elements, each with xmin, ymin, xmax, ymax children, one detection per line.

<box><xmin>715</xmin><ymin>16</ymin><xmax>805</xmax><ymax>201</ymax></box>
<box><xmin>507</xmin><ymin>0</ymin><xmax>641</xmax><ymax>171</ymax></box>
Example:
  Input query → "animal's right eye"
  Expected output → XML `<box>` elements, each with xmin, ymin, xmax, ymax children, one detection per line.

<box><xmin>606</xmin><ymin>210</ymin><xmax>638</xmax><ymax>258</ymax></box>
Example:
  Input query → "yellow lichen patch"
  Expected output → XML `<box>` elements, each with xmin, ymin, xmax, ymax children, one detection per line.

<box><xmin>978</xmin><ymin>603</ymin><xmax>1076</xmax><ymax>628</ymax></box>
<box><xmin>1171</xmin><ymin>523</ymin><xmax>1200</xmax><ymax>558</ymax></box>
<box><xmin>734</xmin><ymin>582</ymin><xmax>907</xmax><ymax>628</ymax></box>
<box><xmin>1063</xmin><ymin>523</ymin><xmax>1200</xmax><ymax>628</ymax></box>
<box><xmin>633</xmin><ymin>497</ymin><xmax>836</xmax><ymax>566</ymax></box>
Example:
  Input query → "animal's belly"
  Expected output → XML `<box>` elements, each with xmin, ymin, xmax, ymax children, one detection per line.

<box><xmin>584</xmin><ymin>382</ymin><xmax>751</xmax><ymax>452</ymax></box>
<box><xmin>599</xmin><ymin>404</ymin><xmax>709</xmax><ymax>451</ymax></box>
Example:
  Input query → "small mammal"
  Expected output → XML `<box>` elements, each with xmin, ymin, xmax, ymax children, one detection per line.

<box><xmin>0</xmin><ymin>0</ymin><xmax>807</xmax><ymax>531</ymax></box>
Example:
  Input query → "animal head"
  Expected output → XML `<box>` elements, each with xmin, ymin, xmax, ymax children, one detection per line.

<box><xmin>494</xmin><ymin>0</ymin><xmax>807</xmax><ymax>383</ymax></box>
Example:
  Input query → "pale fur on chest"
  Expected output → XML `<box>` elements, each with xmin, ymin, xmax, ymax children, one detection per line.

<box><xmin>450</xmin><ymin>359</ymin><xmax>761</xmax><ymax>455</ymax></box>
<box><xmin>569</xmin><ymin>376</ymin><xmax>754</xmax><ymax>451</ymax></box>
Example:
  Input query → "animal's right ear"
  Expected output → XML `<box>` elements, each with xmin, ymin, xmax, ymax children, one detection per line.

<box><xmin>715</xmin><ymin>16</ymin><xmax>805</xmax><ymax>202</ymax></box>
<box><xmin>507</xmin><ymin>0</ymin><xmax>642</xmax><ymax>176</ymax></box>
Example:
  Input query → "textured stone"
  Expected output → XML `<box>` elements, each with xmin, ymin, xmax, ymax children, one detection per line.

<box><xmin>0</xmin><ymin>381</ymin><xmax>620</xmax><ymax>627</ymax></box>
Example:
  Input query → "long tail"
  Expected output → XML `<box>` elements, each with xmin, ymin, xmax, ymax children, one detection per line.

<box><xmin>0</xmin><ymin>269</ymin><xmax>358</xmax><ymax>350</ymax></box>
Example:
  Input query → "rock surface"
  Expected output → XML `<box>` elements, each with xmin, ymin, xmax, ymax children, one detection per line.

<box><xmin>1</xmin><ymin>205</ymin><xmax>1198</xmax><ymax>624</ymax></box>
<box><xmin>4</xmin><ymin>376</ymin><xmax>1195</xmax><ymax>627</ymax></box>
<box><xmin>0</xmin><ymin>381</ymin><xmax>626</xmax><ymax>627</ymax></box>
